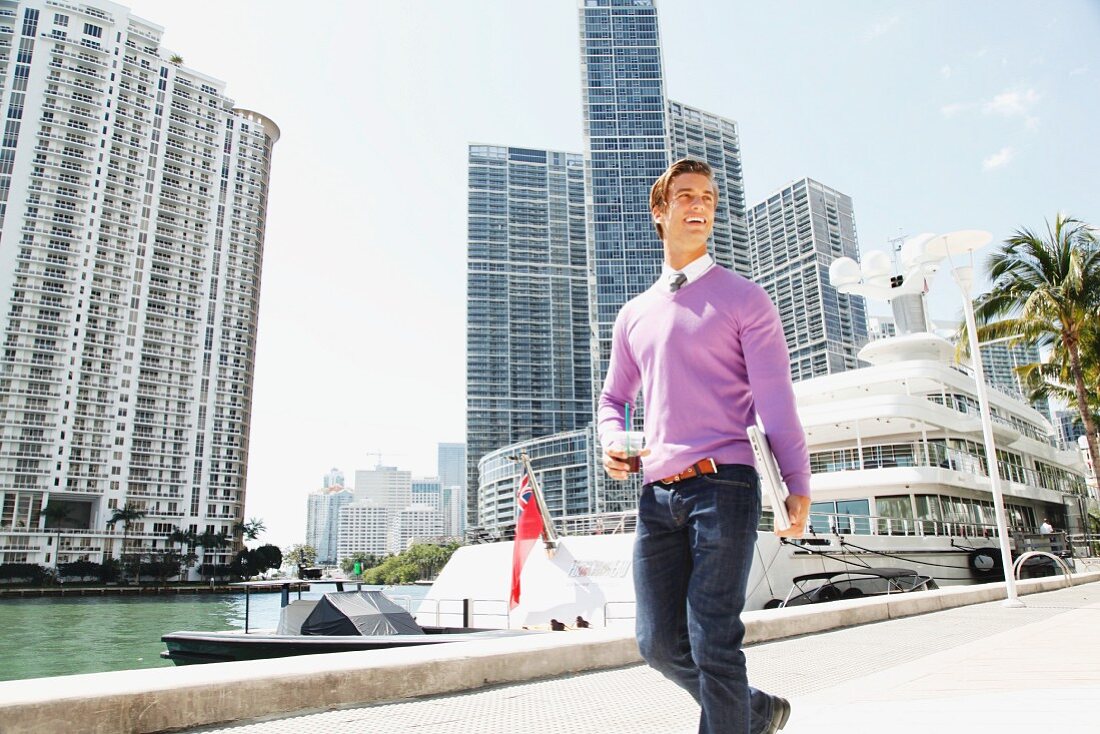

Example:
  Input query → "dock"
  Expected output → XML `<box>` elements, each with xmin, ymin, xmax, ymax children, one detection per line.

<box><xmin>1</xmin><ymin>573</ymin><xmax>1097</xmax><ymax>733</ymax></box>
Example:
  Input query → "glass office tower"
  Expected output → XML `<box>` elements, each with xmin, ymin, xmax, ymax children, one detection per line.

<box><xmin>747</xmin><ymin>178</ymin><xmax>867</xmax><ymax>381</ymax></box>
<box><xmin>465</xmin><ymin>145</ymin><xmax>590</xmax><ymax>528</ymax></box>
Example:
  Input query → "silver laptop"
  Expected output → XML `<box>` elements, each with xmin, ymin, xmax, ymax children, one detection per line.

<box><xmin>747</xmin><ymin>425</ymin><xmax>791</xmax><ymax>532</ymax></box>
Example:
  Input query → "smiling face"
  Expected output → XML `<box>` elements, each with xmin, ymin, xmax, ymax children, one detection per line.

<box><xmin>652</xmin><ymin>171</ymin><xmax>717</xmax><ymax>269</ymax></box>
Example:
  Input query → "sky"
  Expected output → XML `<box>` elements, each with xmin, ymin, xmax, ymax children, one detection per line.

<box><xmin>119</xmin><ymin>0</ymin><xmax>1100</xmax><ymax>549</ymax></box>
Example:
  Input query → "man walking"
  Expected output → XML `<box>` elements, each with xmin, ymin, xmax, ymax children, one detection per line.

<box><xmin>598</xmin><ymin>159</ymin><xmax>811</xmax><ymax>734</ymax></box>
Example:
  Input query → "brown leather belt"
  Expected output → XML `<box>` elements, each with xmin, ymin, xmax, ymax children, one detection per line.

<box><xmin>659</xmin><ymin>458</ymin><xmax>718</xmax><ymax>484</ymax></box>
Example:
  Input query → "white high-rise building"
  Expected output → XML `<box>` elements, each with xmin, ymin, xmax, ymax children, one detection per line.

<box><xmin>391</xmin><ymin>503</ymin><xmax>443</xmax><ymax>551</ymax></box>
<box><xmin>747</xmin><ymin>178</ymin><xmax>868</xmax><ymax>382</ymax></box>
<box><xmin>0</xmin><ymin>0</ymin><xmax>278</xmax><ymax>572</ymax></box>
<box><xmin>411</xmin><ymin>476</ymin><xmax>442</xmax><ymax>512</ymax></box>
<box><xmin>305</xmin><ymin>486</ymin><xmax>352</xmax><ymax>566</ymax></box>
<box><xmin>354</xmin><ymin>466</ymin><xmax>411</xmax><ymax>509</ymax></box>
<box><xmin>440</xmin><ymin>484</ymin><xmax>465</xmax><ymax>538</ymax></box>
<box><xmin>337</xmin><ymin>502</ymin><xmax>389</xmax><ymax>561</ymax></box>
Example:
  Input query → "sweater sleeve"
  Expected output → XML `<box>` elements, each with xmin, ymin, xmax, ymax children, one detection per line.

<box><xmin>740</xmin><ymin>285</ymin><xmax>812</xmax><ymax>497</ymax></box>
<box><xmin>597</xmin><ymin>307</ymin><xmax>642</xmax><ymax>447</ymax></box>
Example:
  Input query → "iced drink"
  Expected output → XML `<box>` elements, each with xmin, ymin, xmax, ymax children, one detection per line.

<box><xmin>603</xmin><ymin>430</ymin><xmax>646</xmax><ymax>474</ymax></box>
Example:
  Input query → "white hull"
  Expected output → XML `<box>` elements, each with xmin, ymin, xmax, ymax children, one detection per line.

<box><xmin>415</xmin><ymin>529</ymin><xmax>1060</xmax><ymax>629</ymax></box>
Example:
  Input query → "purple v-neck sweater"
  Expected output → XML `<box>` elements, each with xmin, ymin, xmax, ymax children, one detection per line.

<box><xmin>597</xmin><ymin>266</ymin><xmax>811</xmax><ymax>496</ymax></box>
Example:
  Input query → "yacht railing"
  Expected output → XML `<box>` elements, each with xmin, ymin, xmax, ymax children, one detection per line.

<box><xmin>416</xmin><ymin>594</ymin><xmax>634</xmax><ymax>628</ymax></box>
<box><xmin>810</xmin><ymin>441</ymin><xmax>1086</xmax><ymax>496</ymax></box>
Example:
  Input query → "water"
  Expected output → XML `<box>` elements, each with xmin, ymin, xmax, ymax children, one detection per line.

<box><xmin>0</xmin><ymin>585</ymin><xmax>428</xmax><ymax>682</ymax></box>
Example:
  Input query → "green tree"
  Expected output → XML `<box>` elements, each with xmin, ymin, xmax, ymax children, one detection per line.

<box><xmin>107</xmin><ymin>503</ymin><xmax>147</xmax><ymax>584</ymax></box>
<box><xmin>339</xmin><ymin>552</ymin><xmax>381</xmax><ymax>576</ymax></box>
<box><xmin>166</xmin><ymin>528</ymin><xmax>199</xmax><ymax>582</ymax></box>
<box><xmin>196</xmin><ymin>531</ymin><xmax>232</xmax><ymax>582</ymax></box>
<box><xmin>234</xmin><ymin>517</ymin><xmax>266</xmax><ymax>544</ymax></box>
<box><xmin>40</xmin><ymin>503</ymin><xmax>73</xmax><ymax>571</ymax></box>
<box><xmin>1017</xmin><ymin>318</ymin><xmax>1100</xmax><ymax>429</ymax></box>
<box><xmin>971</xmin><ymin>214</ymin><xmax>1100</xmax><ymax>477</ymax></box>
<box><xmin>229</xmin><ymin>543</ymin><xmax>282</xmax><ymax>580</ymax></box>
<box><xmin>360</xmin><ymin>543</ymin><xmax>461</xmax><ymax>585</ymax></box>
<box><xmin>283</xmin><ymin>544</ymin><xmax>318</xmax><ymax>575</ymax></box>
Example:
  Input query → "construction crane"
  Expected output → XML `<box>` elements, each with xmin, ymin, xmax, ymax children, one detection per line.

<box><xmin>364</xmin><ymin>450</ymin><xmax>404</xmax><ymax>469</ymax></box>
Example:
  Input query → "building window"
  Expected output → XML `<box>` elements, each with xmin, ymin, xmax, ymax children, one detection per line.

<box><xmin>83</xmin><ymin>23</ymin><xmax>102</xmax><ymax>38</ymax></box>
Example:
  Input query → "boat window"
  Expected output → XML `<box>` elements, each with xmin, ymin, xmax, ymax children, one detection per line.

<box><xmin>914</xmin><ymin>494</ymin><xmax>942</xmax><ymax>521</ymax></box>
<box><xmin>874</xmin><ymin>496</ymin><xmax>913</xmax><ymax>535</ymax></box>
<box><xmin>836</xmin><ymin>499</ymin><xmax>870</xmax><ymax>534</ymax></box>
<box><xmin>809</xmin><ymin>501</ymin><xmax>834</xmax><ymax>534</ymax></box>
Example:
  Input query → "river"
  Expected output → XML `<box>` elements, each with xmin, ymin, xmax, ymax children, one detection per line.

<box><xmin>0</xmin><ymin>585</ymin><xmax>428</xmax><ymax>682</ymax></box>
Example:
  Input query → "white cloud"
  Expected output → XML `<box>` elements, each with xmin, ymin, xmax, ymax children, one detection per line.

<box><xmin>1069</xmin><ymin>66</ymin><xmax>1088</xmax><ymax>76</ymax></box>
<box><xmin>940</xmin><ymin>64</ymin><xmax>952</xmax><ymax>78</ymax></box>
<box><xmin>940</xmin><ymin>102</ymin><xmax>971</xmax><ymax>118</ymax></box>
<box><xmin>983</xmin><ymin>147</ymin><xmax>1015</xmax><ymax>170</ymax></box>
<box><xmin>865</xmin><ymin>15</ymin><xmax>900</xmax><ymax>40</ymax></box>
<box><xmin>983</xmin><ymin>88</ymin><xmax>1040</xmax><ymax>116</ymax></box>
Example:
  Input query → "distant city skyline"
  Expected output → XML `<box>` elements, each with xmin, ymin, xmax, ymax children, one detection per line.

<box><xmin>109</xmin><ymin>0</ymin><xmax>1097</xmax><ymax>548</ymax></box>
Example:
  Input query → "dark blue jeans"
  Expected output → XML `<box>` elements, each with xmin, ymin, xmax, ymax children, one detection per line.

<box><xmin>634</xmin><ymin>464</ymin><xmax>776</xmax><ymax>734</ymax></box>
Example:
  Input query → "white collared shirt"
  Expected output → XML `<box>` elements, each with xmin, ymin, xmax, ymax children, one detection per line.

<box><xmin>660</xmin><ymin>253</ymin><xmax>715</xmax><ymax>291</ymax></box>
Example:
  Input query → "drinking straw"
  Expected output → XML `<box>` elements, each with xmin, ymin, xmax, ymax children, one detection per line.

<box><xmin>624</xmin><ymin>403</ymin><xmax>632</xmax><ymax>454</ymax></box>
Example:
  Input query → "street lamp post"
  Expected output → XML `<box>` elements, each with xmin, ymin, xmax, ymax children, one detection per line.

<box><xmin>926</xmin><ymin>231</ymin><xmax>1023</xmax><ymax>607</ymax></box>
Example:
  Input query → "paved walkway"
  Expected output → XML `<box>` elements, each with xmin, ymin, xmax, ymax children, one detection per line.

<box><xmin>188</xmin><ymin>583</ymin><xmax>1100</xmax><ymax>733</ymax></box>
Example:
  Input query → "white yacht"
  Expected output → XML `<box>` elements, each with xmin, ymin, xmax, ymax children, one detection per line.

<box><xmin>746</xmin><ymin>328</ymin><xmax>1089</xmax><ymax>608</ymax></box>
<box><xmin>422</xmin><ymin>234</ymin><xmax>1093</xmax><ymax>626</ymax></box>
<box><xmin>420</xmin><ymin>328</ymin><xmax>1090</xmax><ymax>628</ymax></box>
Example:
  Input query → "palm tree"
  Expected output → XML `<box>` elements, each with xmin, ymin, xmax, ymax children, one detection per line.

<box><xmin>166</xmin><ymin>527</ymin><xmax>199</xmax><ymax>582</ymax></box>
<box><xmin>41</xmin><ymin>503</ymin><xmax>73</xmax><ymax>572</ymax></box>
<box><xmin>971</xmin><ymin>214</ymin><xmax>1100</xmax><ymax>477</ymax></box>
<box><xmin>107</xmin><ymin>503</ymin><xmax>147</xmax><ymax>583</ymax></box>
<box><xmin>234</xmin><ymin>517</ymin><xmax>266</xmax><ymax>544</ymax></box>
<box><xmin>1017</xmin><ymin>318</ymin><xmax>1100</xmax><ymax>431</ymax></box>
<box><xmin>197</xmin><ymin>531</ymin><xmax>232</xmax><ymax>582</ymax></box>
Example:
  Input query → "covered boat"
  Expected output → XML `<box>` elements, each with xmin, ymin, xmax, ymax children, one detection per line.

<box><xmin>161</xmin><ymin>584</ymin><xmax>538</xmax><ymax>665</ymax></box>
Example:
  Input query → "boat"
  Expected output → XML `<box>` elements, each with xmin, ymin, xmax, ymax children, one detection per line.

<box><xmin>763</xmin><ymin>567</ymin><xmax>939</xmax><ymax>608</ymax></box>
<box><xmin>161</xmin><ymin>581</ymin><xmax>540</xmax><ymax>665</ymax></box>
<box><xmin>419</xmin><ymin>325</ymin><xmax>1093</xmax><ymax>627</ymax></box>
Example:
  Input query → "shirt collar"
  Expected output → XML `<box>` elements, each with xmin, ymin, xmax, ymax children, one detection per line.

<box><xmin>660</xmin><ymin>253</ymin><xmax>714</xmax><ymax>289</ymax></box>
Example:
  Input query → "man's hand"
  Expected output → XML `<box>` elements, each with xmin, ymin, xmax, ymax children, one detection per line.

<box><xmin>776</xmin><ymin>494</ymin><xmax>811</xmax><ymax>538</ymax></box>
<box><xmin>603</xmin><ymin>447</ymin><xmax>651</xmax><ymax>480</ymax></box>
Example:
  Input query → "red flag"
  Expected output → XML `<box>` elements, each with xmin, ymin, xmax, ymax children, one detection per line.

<box><xmin>510</xmin><ymin>471</ymin><xmax>544</xmax><ymax>609</ymax></box>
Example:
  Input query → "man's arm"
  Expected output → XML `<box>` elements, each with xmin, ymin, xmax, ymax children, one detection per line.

<box><xmin>597</xmin><ymin>312</ymin><xmax>644</xmax><ymax>480</ymax></box>
<box><xmin>740</xmin><ymin>286</ymin><xmax>812</xmax><ymax>535</ymax></box>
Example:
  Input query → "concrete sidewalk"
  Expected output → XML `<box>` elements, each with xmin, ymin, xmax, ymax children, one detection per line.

<box><xmin>186</xmin><ymin>582</ymin><xmax>1100</xmax><ymax>734</ymax></box>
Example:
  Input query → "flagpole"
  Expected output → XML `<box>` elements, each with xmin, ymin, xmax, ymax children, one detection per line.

<box><xmin>518</xmin><ymin>452</ymin><xmax>559</xmax><ymax>549</ymax></box>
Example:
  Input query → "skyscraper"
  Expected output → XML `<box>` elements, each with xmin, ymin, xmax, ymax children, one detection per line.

<box><xmin>747</xmin><ymin>178</ymin><xmax>868</xmax><ymax>382</ymax></box>
<box><xmin>322</xmin><ymin>467</ymin><xmax>345</xmax><ymax>489</ymax></box>
<box><xmin>465</xmin><ymin>144</ymin><xmax>589</xmax><ymax>526</ymax></box>
<box><xmin>465</xmin><ymin>1</ymin><xmax>753</xmax><ymax>536</ymax></box>
<box><xmin>578</xmin><ymin>0</ymin><xmax>669</xmax><ymax>394</ymax></box>
<box><xmin>0</xmin><ymin>0</ymin><xmax>277</xmax><ymax>572</ymax></box>
<box><xmin>436</xmin><ymin>442</ymin><xmax>465</xmax><ymax>491</ymax></box>
<box><xmin>305</xmin><ymin>486</ymin><xmax>352</xmax><ymax>566</ymax></box>
<box><xmin>667</xmin><ymin>100</ymin><xmax>749</xmax><ymax>277</ymax></box>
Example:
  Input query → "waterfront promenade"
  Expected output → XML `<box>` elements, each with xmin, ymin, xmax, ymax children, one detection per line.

<box><xmin>178</xmin><ymin>580</ymin><xmax>1099</xmax><ymax>733</ymax></box>
<box><xmin>2</xmin><ymin>574</ymin><xmax>1097</xmax><ymax>733</ymax></box>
